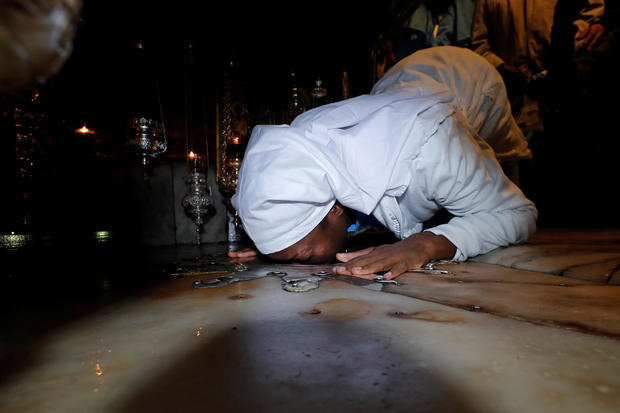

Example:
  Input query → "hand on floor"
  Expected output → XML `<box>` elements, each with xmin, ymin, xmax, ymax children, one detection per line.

<box><xmin>332</xmin><ymin>232</ymin><xmax>456</xmax><ymax>279</ymax></box>
<box><xmin>227</xmin><ymin>248</ymin><xmax>258</xmax><ymax>263</ymax></box>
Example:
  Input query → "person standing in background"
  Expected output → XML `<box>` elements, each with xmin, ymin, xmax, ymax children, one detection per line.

<box><xmin>372</xmin><ymin>0</ymin><xmax>476</xmax><ymax>83</ymax></box>
<box><xmin>471</xmin><ymin>0</ymin><xmax>604</xmax><ymax>137</ymax></box>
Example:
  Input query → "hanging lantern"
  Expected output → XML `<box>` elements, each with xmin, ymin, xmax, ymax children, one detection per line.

<box><xmin>181</xmin><ymin>43</ymin><xmax>212</xmax><ymax>244</ymax></box>
<box><xmin>182</xmin><ymin>159</ymin><xmax>212</xmax><ymax>244</ymax></box>
<box><xmin>126</xmin><ymin>116</ymin><xmax>167</xmax><ymax>166</ymax></box>
<box><xmin>125</xmin><ymin>40</ymin><xmax>167</xmax><ymax>167</ymax></box>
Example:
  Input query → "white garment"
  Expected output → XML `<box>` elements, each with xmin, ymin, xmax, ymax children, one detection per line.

<box><xmin>232</xmin><ymin>49</ymin><xmax>537</xmax><ymax>258</ymax></box>
<box><xmin>373</xmin><ymin>109</ymin><xmax>537</xmax><ymax>261</ymax></box>
<box><xmin>372</xmin><ymin>46</ymin><xmax>531</xmax><ymax>162</ymax></box>
<box><xmin>232</xmin><ymin>89</ymin><xmax>456</xmax><ymax>254</ymax></box>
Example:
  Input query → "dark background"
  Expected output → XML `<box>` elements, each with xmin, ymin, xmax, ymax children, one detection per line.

<box><xmin>0</xmin><ymin>0</ymin><xmax>393</xmax><ymax>236</ymax></box>
<box><xmin>0</xmin><ymin>0</ymin><xmax>399</xmax><ymax>291</ymax></box>
<box><xmin>51</xmin><ymin>0</ymin><xmax>389</xmax><ymax>124</ymax></box>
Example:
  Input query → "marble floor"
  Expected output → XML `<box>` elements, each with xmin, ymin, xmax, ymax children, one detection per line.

<box><xmin>1</xmin><ymin>229</ymin><xmax>619</xmax><ymax>412</ymax></box>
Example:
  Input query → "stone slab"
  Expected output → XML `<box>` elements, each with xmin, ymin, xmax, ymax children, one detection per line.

<box><xmin>1</xmin><ymin>274</ymin><xmax>619</xmax><ymax>413</ymax></box>
<box><xmin>383</xmin><ymin>261</ymin><xmax>620</xmax><ymax>338</ymax></box>
<box><xmin>472</xmin><ymin>229</ymin><xmax>620</xmax><ymax>283</ymax></box>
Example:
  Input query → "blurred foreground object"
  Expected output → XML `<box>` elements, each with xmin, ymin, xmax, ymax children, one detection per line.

<box><xmin>0</xmin><ymin>0</ymin><xmax>83</xmax><ymax>97</ymax></box>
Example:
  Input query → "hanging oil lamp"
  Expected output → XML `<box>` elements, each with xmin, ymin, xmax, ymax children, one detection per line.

<box><xmin>125</xmin><ymin>40</ymin><xmax>167</xmax><ymax>167</ymax></box>
<box><xmin>181</xmin><ymin>43</ymin><xmax>212</xmax><ymax>244</ymax></box>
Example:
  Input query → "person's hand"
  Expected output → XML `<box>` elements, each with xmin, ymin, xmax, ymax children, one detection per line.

<box><xmin>576</xmin><ymin>23</ymin><xmax>605</xmax><ymax>51</ymax></box>
<box><xmin>332</xmin><ymin>232</ymin><xmax>456</xmax><ymax>280</ymax></box>
<box><xmin>227</xmin><ymin>247</ymin><xmax>258</xmax><ymax>263</ymax></box>
<box><xmin>497</xmin><ymin>62</ymin><xmax>523</xmax><ymax>78</ymax></box>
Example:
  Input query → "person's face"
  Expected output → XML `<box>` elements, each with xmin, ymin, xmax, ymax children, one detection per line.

<box><xmin>267</xmin><ymin>203</ymin><xmax>351</xmax><ymax>264</ymax></box>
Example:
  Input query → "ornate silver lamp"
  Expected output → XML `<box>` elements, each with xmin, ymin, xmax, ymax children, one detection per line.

<box><xmin>182</xmin><ymin>151</ymin><xmax>212</xmax><ymax>244</ymax></box>
<box><xmin>127</xmin><ymin>116</ymin><xmax>167</xmax><ymax>166</ymax></box>
<box><xmin>181</xmin><ymin>43</ymin><xmax>213</xmax><ymax>244</ymax></box>
<box><xmin>125</xmin><ymin>40</ymin><xmax>168</xmax><ymax>167</ymax></box>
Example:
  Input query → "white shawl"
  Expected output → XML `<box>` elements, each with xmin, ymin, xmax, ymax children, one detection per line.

<box><xmin>232</xmin><ymin>88</ymin><xmax>456</xmax><ymax>253</ymax></box>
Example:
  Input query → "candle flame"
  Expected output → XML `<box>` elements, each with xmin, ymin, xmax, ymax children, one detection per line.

<box><xmin>76</xmin><ymin>125</ymin><xmax>94</xmax><ymax>134</ymax></box>
<box><xmin>232</xmin><ymin>136</ymin><xmax>241</xmax><ymax>144</ymax></box>
<box><xmin>188</xmin><ymin>151</ymin><xmax>196</xmax><ymax>159</ymax></box>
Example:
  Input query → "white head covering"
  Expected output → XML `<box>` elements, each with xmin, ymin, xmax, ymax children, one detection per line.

<box><xmin>232</xmin><ymin>88</ymin><xmax>456</xmax><ymax>254</ymax></box>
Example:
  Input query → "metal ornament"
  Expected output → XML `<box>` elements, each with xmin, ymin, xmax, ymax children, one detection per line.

<box><xmin>182</xmin><ymin>172</ymin><xmax>212</xmax><ymax>244</ymax></box>
<box><xmin>181</xmin><ymin>43</ymin><xmax>213</xmax><ymax>244</ymax></box>
<box><xmin>125</xmin><ymin>40</ymin><xmax>168</xmax><ymax>167</ymax></box>
<box><xmin>127</xmin><ymin>116</ymin><xmax>167</xmax><ymax>166</ymax></box>
<box><xmin>216</xmin><ymin>56</ymin><xmax>248</xmax><ymax>243</ymax></box>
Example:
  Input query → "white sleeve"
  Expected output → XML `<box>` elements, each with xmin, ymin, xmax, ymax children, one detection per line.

<box><xmin>418</xmin><ymin>112</ymin><xmax>537</xmax><ymax>261</ymax></box>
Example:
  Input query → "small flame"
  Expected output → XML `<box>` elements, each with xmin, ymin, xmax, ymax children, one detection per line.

<box><xmin>76</xmin><ymin>125</ymin><xmax>94</xmax><ymax>134</ymax></box>
<box><xmin>232</xmin><ymin>136</ymin><xmax>241</xmax><ymax>144</ymax></box>
<box><xmin>188</xmin><ymin>151</ymin><xmax>196</xmax><ymax>159</ymax></box>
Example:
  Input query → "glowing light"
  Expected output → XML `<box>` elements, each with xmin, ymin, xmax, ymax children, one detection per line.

<box><xmin>95</xmin><ymin>363</ymin><xmax>103</xmax><ymax>376</ymax></box>
<box><xmin>232</xmin><ymin>136</ymin><xmax>241</xmax><ymax>144</ymax></box>
<box><xmin>188</xmin><ymin>151</ymin><xmax>199</xmax><ymax>172</ymax></box>
<box><xmin>0</xmin><ymin>234</ymin><xmax>33</xmax><ymax>250</ymax></box>
<box><xmin>75</xmin><ymin>124</ymin><xmax>95</xmax><ymax>135</ymax></box>
<box><xmin>94</xmin><ymin>231</ymin><xmax>111</xmax><ymax>243</ymax></box>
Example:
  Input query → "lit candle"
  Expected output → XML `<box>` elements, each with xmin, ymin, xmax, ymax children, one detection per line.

<box><xmin>75</xmin><ymin>124</ymin><xmax>95</xmax><ymax>135</ymax></box>
<box><xmin>188</xmin><ymin>150</ymin><xmax>197</xmax><ymax>173</ymax></box>
<box><xmin>232</xmin><ymin>136</ymin><xmax>241</xmax><ymax>145</ymax></box>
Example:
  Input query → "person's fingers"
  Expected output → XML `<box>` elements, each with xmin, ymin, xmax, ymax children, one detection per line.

<box><xmin>582</xmin><ymin>30</ymin><xmax>595</xmax><ymax>45</ymax></box>
<box><xmin>334</xmin><ymin>255</ymin><xmax>412</xmax><ymax>280</ymax></box>
<box><xmin>587</xmin><ymin>31</ymin><xmax>603</xmax><ymax>50</ymax></box>
<box><xmin>347</xmin><ymin>272</ymin><xmax>376</xmax><ymax>280</ymax></box>
<box><xmin>575</xmin><ymin>28</ymin><xmax>588</xmax><ymax>40</ymax></box>
<box><xmin>237</xmin><ymin>249</ymin><xmax>258</xmax><ymax>257</ymax></box>
<box><xmin>350</xmin><ymin>256</ymin><xmax>393</xmax><ymax>275</ymax></box>
<box><xmin>335</xmin><ymin>247</ymin><xmax>375</xmax><ymax>262</ymax></box>
<box><xmin>333</xmin><ymin>248</ymin><xmax>383</xmax><ymax>275</ymax></box>
<box><xmin>332</xmin><ymin>265</ymin><xmax>376</xmax><ymax>278</ymax></box>
<box><xmin>383</xmin><ymin>261</ymin><xmax>409</xmax><ymax>279</ymax></box>
<box><xmin>340</xmin><ymin>248</ymin><xmax>390</xmax><ymax>269</ymax></box>
<box><xmin>332</xmin><ymin>265</ymin><xmax>348</xmax><ymax>275</ymax></box>
<box><xmin>227</xmin><ymin>248</ymin><xmax>258</xmax><ymax>258</ymax></box>
<box><xmin>338</xmin><ymin>246</ymin><xmax>399</xmax><ymax>275</ymax></box>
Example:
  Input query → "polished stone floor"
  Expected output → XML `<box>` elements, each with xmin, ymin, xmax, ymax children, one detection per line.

<box><xmin>1</xmin><ymin>229</ymin><xmax>619</xmax><ymax>412</ymax></box>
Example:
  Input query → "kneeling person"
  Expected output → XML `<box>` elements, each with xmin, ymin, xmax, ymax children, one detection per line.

<box><xmin>230</xmin><ymin>46</ymin><xmax>537</xmax><ymax>280</ymax></box>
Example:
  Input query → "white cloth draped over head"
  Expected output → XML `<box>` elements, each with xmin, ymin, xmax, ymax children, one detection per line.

<box><xmin>232</xmin><ymin>88</ymin><xmax>456</xmax><ymax>254</ymax></box>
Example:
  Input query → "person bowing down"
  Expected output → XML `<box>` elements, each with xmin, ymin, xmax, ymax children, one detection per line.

<box><xmin>229</xmin><ymin>46</ymin><xmax>536</xmax><ymax>280</ymax></box>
